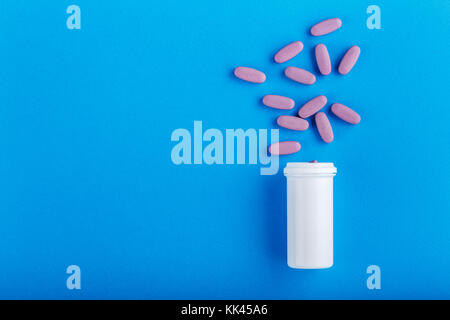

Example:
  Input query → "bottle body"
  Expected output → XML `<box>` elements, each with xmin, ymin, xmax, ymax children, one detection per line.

<box><xmin>284</xmin><ymin>163</ymin><xmax>337</xmax><ymax>269</ymax></box>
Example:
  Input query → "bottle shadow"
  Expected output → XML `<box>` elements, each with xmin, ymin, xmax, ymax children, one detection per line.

<box><xmin>263</xmin><ymin>174</ymin><xmax>287</xmax><ymax>264</ymax></box>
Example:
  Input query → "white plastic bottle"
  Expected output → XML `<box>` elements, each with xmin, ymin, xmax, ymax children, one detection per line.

<box><xmin>284</xmin><ymin>162</ymin><xmax>337</xmax><ymax>269</ymax></box>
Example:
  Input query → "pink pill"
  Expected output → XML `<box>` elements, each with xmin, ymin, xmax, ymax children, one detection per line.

<box><xmin>315</xmin><ymin>44</ymin><xmax>331</xmax><ymax>75</ymax></box>
<box><xmin>274</xmin><ymin>41</ymin><xmax>304</xmax><ymax>63</ymax></box>
<box><xmin>309</xmin><ymin>160</ymin><xmax>318</xmax><ymax>163</ymax></box>
<box><xmin>315</xmin><ymin>112</ymin><xmax>334</xmax><ymax>143</ymax></box>
<box><xmin>298</xmin><ymin>95</ymin><xmax>327</xmax><ymax>118</ymax></box>
<box><xmin>234</xmin><ymin>67</ymin><xmax>266</xmax><ymax>83</ymax></box>
<box><xmin>277</xmin><ymin>116</ymin><xmax>309</xmax><ymax>131</ymax></box>
<box><xmin>262</xmin><ymin>95</ymin><xmax>295</xmax><ymax>110</ymax></box>
<box><xmin>310</xmin><ymin>18</ymin><xmax>342</xmax><ymax>36</ymax></box>
<box><xmin>338</xmin><ymin>46</ymin><xmax>361</xmax><ymax>75</ymax></box>
<box><xmin>284</xmin><ymin>66</ymin><xmax>316</xmax><ymax>85</ymax></box>
<box><xmin>268</xmin><ymin>141</ymin><xmax>301</xmax><ymax>155</ymax></box>
<box><xmin>331</xmin><ymin>103</ymin><xmax>361</xmax><ymax>124</ymax></box>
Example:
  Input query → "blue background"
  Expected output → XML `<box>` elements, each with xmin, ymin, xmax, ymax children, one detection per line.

<box><xmin>0</xmin><ymin>0</ymin><xmax>449</xmax><ymax>299</ymax></box>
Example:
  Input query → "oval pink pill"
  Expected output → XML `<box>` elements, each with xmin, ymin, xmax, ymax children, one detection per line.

<box><xmin>274</xmin><ymin>41</ymin><xmax>304</xmax><ymax>63</ymax></box>
<box><xmin>277</xmin><ymin>116</ymin><xmax>309</xmax><ymax>131</ymax></box>
<box><xmin>284</xmin><ymin>66</ymin><xmax>316</xmax><ymax>85</ymax></box>
<box><xmin>315</xmin><ymin>112</ymin><xmax>334</xmax><ymax>143</ymax></box>
<box><xmin>262</xmin><ymin>95</ymin><xmax>295</xmax><ymax>110</ymax></box>
<box><xmin>338</xmin><ymin>46</ymin><xmax>361</xmax><ymax>75</ymax></box>
<box><xmin>310</xmin><ymin>18</ymin><xmax>342</xmax><ymax>36</ymax></box>
<box><xmin>315</xmin><ymin>44</ymin><xmax>331</xmax><ymax>75</ymax></box>
<box><xmin>268</xmin><ymin>141</ymin><xmax>301</xmax><ymax>155</ymax></box>
<box><xmin>298</xmin><ymin>95</ymin><xmax>327</xmax><ymax>118</ymax></box>
<box><xmin>331</xmin><ymin>103</ymin><xmax>361</xmax><ymax>124</ymax></box>
<box><xmin>234</xmin><ymin>67</ymin><xmax>266</xmax><ymax>83</ymax></box>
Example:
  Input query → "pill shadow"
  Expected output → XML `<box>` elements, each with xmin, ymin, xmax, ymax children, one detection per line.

<box><xmin>264</xmin><ymin>174</ymin><xmax>286</xmax><ymax>264</ymax></box>
<box><xmin>230</xmin><ymin>68</ymin><xmax>261</xmax><ymax>84</ymax></box>
<box><xmin>230</xmin><ymin>69</ymin><xmax>263</xmax><ymax>88</ymax></box>
<box><xmin>279</xmin><ymin>68</ymin><xmax>286</xmax><ymax>80</ymax></box>
<box><xmin>328</xmin><ymin>110</ymin><xmax>355</xmax><ymax>131</ymax></box>
<box><xmin>280</xmin><ymin>68</ymin><xmax>301</xmax><ymax>90</ymax></box>
<box><xmin>310</xmin><ymin>114</ymin><xmax>323</xmax><ymax>142</ymax></box>
<box><xmin>269</xmin><ymin>108</ymin><xmax>302</xmax><ymax>126</ymax></box>
<box><xmin>310</xmin><ymin>46</ymin><xmax>321</xmax><ymax>75</ymax></box>
<box><xmin>271</xmin><ymin>117</ymin><xmax>278</xmax><ymax>127</ymax></box>
<box><xmin>229</xmin><ymin>69</ymin><xmax>236</xmax><ymax>79</ymax></box>
<box><xmin>268</xmin><ymin>48</ymin><xmax>278</xmax><ymax>64</ymax></box>
<box><xmin>258</xmin><ymin>97</ymin><xmax>267</xmax><ymax>109</ymax></box>
<box><xmin>258</xmin><ymin>98</ymin><xmax>282</xmax><ymax>116</ymax></box>
<box><xmin>333</xmin><ymin>48</ymin><xmax>348</xmax><ymax>73</ymax></box>
<box><xmin>312</xmin><ymin>109</ymin><xmax>342</xmax><ymax>143</ymax></box>
<box><xmin>328</xmin><ymin>110</ymin><xmax>345</xmax><ymax>123</ymax></box>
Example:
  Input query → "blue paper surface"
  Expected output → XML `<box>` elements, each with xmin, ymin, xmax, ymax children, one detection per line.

<box><xmin>0</xmin><ymin>0</ymin><xmax>449</xmax><ymax>299</ymax></box>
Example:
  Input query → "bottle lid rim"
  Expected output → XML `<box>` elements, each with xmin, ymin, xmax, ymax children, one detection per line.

<box><xmin>284</xmin><ymin>162</ymin><xmax>337</xmax><ymax>176</ymax></box>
